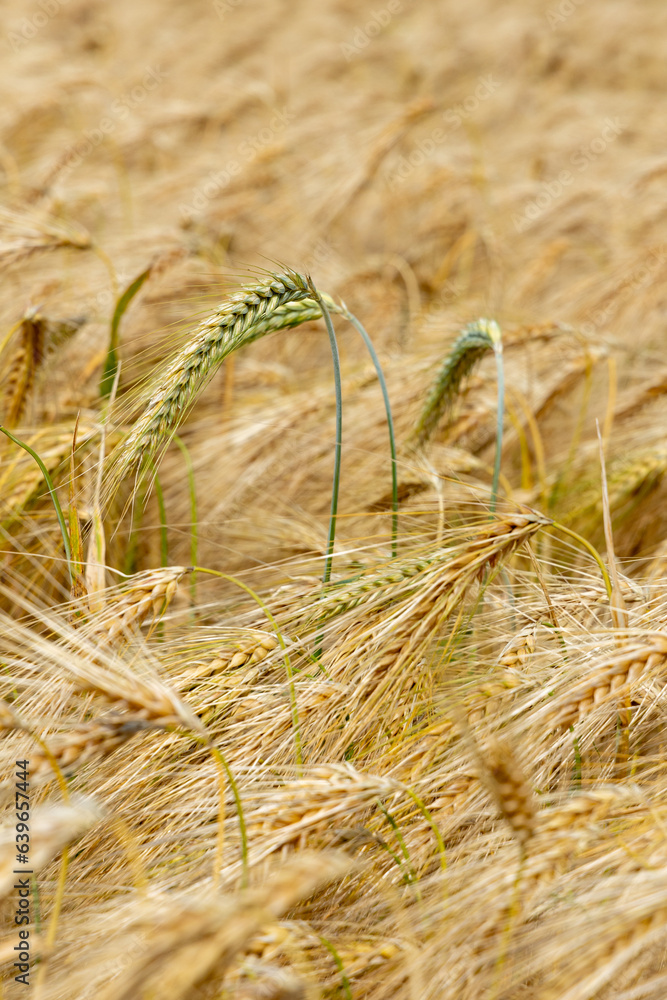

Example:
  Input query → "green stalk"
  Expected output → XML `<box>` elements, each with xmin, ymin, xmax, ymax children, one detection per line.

<box><xmin>490</xmin><ymin>333</ymin><xmax>505</xmax><ymax>514</ymax></box>
<box><xmin>308</xmin><ymin>280</ymin><xmax>343</xmax><ymax>591</ymax></box>
<box><xmin>337</xmin><ymin>304</ymin><xmax>398</xmax><ymax>556</ymax></box>
<box><xmin>549</xmin><ymin>520</ymin><xmax>612</xmax><ymax>599</ymax></box>
<box><xmin>100</xmin><ymin>266</ymin><xmax>152</xmax><ymax>399</ymax></box>
<box><xmin>377</xmin><ymin>800</ymin><xmax>419</xmax><ymax>892</ymax></box>
<box><xmin>147</xmin><ymin>460</ymin><xmax>169</xmax><ymax>567</ymax></box>
<box><xmin>0</xmin><ymin>425</ymin><xmax>72</xmax><ymax>585</ymax></box>
<box><xmin>402</xmin><ymin>783</ymin><xmax>447</xmax><ymax>881</ymax></box>
<box><xmin>209</xmin><ymin>744</ymin><xmax>249</xmax><ymax>889</ymax></box>
<box><xmin>319</xmin><ymin>936</ymin><xmax>353</xmax><ymax>1000</ymax></box>
<box><xmin>308</xmin><ymin>281</ymin><xmax>343</xmax><ymax>660</ymax></box>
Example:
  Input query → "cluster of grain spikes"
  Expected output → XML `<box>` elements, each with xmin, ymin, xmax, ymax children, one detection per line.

<box><xmin>302</xmin><ymin>512</ymin><xmax>547</xmax><ymax>759</ymax></box>
<box><xmin>544</xmin><ymin>632</ymin><xmax>667</xmax><ymax>731</ymax></box>
<box><xmin>27</xmin><ymin>714</ymin><xmax>165</xmax><ymax>780</ymax></box>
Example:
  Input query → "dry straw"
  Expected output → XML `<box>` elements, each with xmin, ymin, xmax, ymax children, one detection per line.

<box><xmin>29</xmin><ymin>714</ymin><xmax>162</xmax><ymax>779</ymax></box>
<box><xmin>95</xmin><ymin>851</ymin><xmax>352</xmax><ymax>1000</ymax></box>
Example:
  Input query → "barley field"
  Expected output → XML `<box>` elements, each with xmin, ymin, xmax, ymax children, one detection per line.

<box><xmin>2</xmin><ymin>0</ymin><xmax>667</xmax><ymax>997</ymax></box>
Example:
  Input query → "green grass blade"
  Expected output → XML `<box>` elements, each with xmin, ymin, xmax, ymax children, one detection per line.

<box><xmin>319</xmin><ymin>935</ymin><xmax>353</xmax><ymax>1000</ymax></box>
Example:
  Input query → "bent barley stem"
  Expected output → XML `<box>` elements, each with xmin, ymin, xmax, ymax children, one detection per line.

<box><xmin>549</xmin><ymin>520</ymin><xmax>612</xmax><ymax>599</ymax></box>
<box><xmin>103</xmin><ymin>270</ymin><xmax>326</xmax><ymax>504</ymax></box>
<box><xmin>307</xmin><ymin>280</ymin><xmax>343</xmax><ymax>594</ymax></box>
<box><xmin>337</xmin><ymin>302</ymin><xmax>399</xmax><ymax>556</ymax></box>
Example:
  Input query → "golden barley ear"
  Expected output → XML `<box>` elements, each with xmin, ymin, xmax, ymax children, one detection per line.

<box><xmin>480</xmin><ymin>737</ymin><xmax>536</xmax><ymax>853</ymax></box>
<box><xmin>29</xmin><ymin>713</ymin><xmax>163</xmax><ymax>780</ymax></box>
<box><xmin>1</xmin><ymin>309</ymin><xmax>85</xmax><ymax>428</ymax></box>
<box><xmin>95</xmin><ymin>850</ymin><xmax>352</xmax><ymax>1000</ymax></box>
<box><xmin>83</xmin><ymin>565</ymin><xmax>191</xmax><ymax>644</ymax></box>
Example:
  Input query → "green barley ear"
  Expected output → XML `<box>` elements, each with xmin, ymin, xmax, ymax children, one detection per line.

<box><xmin>410</xmin><ymin>318</ymin><xmax>501</xmax><ymax>447</ymax></box>
<box><xmin>410</xmin><ymin>318</ymin><xmax>504</xmax><ymax>509</ymax></box>
<box><xmin>103</xmin><ymin>270</ymin><xmax>334</xmax><ymax>506</ymax></box>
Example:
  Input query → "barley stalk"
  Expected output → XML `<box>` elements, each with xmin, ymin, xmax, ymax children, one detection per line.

<box><xmin>85</xmin><ymin>565</ymin><xmax>190</xmax><ymax>643</ymax></box>
<box><xmin>296</xmin><ymin>511</ymin><xmax>547</xmax><ymax>629</ymax></box>
<box><xmin>188</xmin><ymin>632</ymin><xmax>279</xmax><ymax>686</ymax></box>
<box><xmin>246</xmin><ymin>764</ymin><xmax>401</xmax><ymax>857</ymax></box>
<box><xmin>320</xmin><ymin>515</ymin><xmax>545</xmax><ymax>755</ymax></box>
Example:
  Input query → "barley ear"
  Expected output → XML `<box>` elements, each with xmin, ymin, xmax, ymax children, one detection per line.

<box><xmin>103</xmin><ymin>270</ymin><xmax>337</xmax><ymax>504</ymax></box>
<box><xmin>480</xmin><ymin>737</ymin><xmax>536</xmax><ymax>854</ymax></box>
<box><xmin>409</xmin><ymin>318</ymin><xmax>501</xmax><ymax>450</ymax></box>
